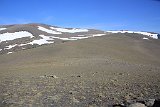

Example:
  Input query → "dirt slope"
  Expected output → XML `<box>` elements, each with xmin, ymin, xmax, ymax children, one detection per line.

<box><xmin>0</xmin><ymin>33</ymin><xmax>160</xmax><ymax>106</ymax></box>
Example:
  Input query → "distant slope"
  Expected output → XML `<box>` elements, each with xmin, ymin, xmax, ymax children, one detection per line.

<box><xmin>0</xmin><ymin>33</ymin><xmax>160</xmax><ymax>71</ymax></box>
<box><xmin>0</xmin><ymin>23</ymin><xmax>159</xmax><ymax>55</ymax></box>
<box><xmin>107</xmin><ymin>30</ymin><xmax>159</xmax><ymax>39</ymax></box>
<box><xmin>0</xmin><ymin>23</ymin><xmax>106</xmax><ymax>54</ymax></box>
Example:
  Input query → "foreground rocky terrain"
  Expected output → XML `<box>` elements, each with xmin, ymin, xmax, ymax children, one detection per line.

<box><xmin>0</xmin><ymin>24</ymin><xmax>160</xmax><ymax>107</ymax></box>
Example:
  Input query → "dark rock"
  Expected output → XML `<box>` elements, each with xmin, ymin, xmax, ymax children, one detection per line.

<box><xmin>118</xmin><ymin>73</ymin><xmax>123</xmax><ymax>75</ymax></box>
<box><xmin>49</xmin><ymin>75</ymin><xmax>58</xmax><ymax>78</ymax></box>
<box><xmin>153</xmin><ymin>99</ymin><xmax>160</xmax><ymax>107</ymax></box>
<box><xmin>136</xmin><ymin>100</ymin><xmax>145</xmax><ymax>104</ymax></box>
<box><xmin>69</xmin><ymin>92</ymin><xmax>73</xmax><ymax>94</ymax></box>
<box><xmin>77</xmin><ymin>75</ymin><xmax>81</xmax><ymax>77</ymax></box>
<box><xmin>113</xmin><ymin>104</ymin><xmax>125</xmax><ymax>107</ymax></box>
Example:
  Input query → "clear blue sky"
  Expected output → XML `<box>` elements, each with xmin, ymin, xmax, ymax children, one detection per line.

<box><xmin>0</xmin><ymin>0</ymin><xmax>160</xmax><ymax>33</ymax></box>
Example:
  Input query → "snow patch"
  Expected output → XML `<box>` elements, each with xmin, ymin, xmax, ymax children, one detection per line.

<box><xmin>92</xmin><ymin>34</ymin><xmax>106</xmax><ymax>37</ymax></box>
<box><xmin>0</xmin><ymin>28</ymin><xmax>7</xmax><ymax>31</ymax></box>
<box><xmin>38</xmin><ymin>26</ymin><xmax>62</xmax><ymax>34</ymax></box>
<box><xmin>5</xmin><ymin>44</ymin><xmax>17</xmax><ymax>49</ymax></box>
<box><xmin>28</xmin><ymin>35</ymin><xmax>54</xmax><ymax>45</ymax></box>
<box><xmin>58</xmin><ymin>33</ymin><xmax>106</xmax><ymax>40</ymax></box>
<box><xmin>1</xmin><ymin>32</ymin><xmax>107</xmax><ymax>53</ymax></box>
<box><xmin>0</xmin><ymin>31</ymin><xmax>34</xmax><ymax>42</ymax></box>
<box><xmin>7</xmin><ymin>52</ymin><xmax>13</xmax><ymax>54</ymax></box>
<box><xmin>0</xmin><ymin>49</ymin><xmax>2</xmax><ymax>51</ymax></box>
<box><xmin>143</xmin><ymin>37</ymin><xmax>149</xmax><ymax>40</ymax></box>
<box><xmin>107</xmin><ymin>30</ymin><xmax>134</xmax><ymax>33</ymax></box>
<box><xmin>134</xmin><ymin>31</ymin><xmax>158</xmax><ymax>39</ymax></box>
<box><xmin>50</xmin><ymin>27</ymin><xmax>88</xmax><ymax>33</ymax></box>
<box><xmin>70</xmin><ymin>36</ymin><xmax>89</xmax><ymax>39</ymax></box>
<box><xmin>19</xmin><ymin>44</ymin><xmax>27</xmax><ymax>46</ymax></box>
<box><xmin>107</xmin><ymin>30</ymin><xmax>158</xmax><ymax>39</ymax></box>
<box><xmin>59</xmin><ymin>38</ymin><xmax>77</xmax><ymax>41</ymax></box>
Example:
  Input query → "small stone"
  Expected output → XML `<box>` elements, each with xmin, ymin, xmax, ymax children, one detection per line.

<box><xmin>129</xmin><ymin>103</ymin><xmax>146</xmax><ymax>107</ymax></box>
<box><xmin>49</xmin><ymin>95</ymin><xmax>61</xmax><ymax>103</ymax></box>
<box><xmin>69</xmin><ymin>92</ymin><xmax>73</xmax><ymax>94</ymax></box>
<box><xmin>39</xmin><ymin>75</ymin><xmax>46</xmax><ymax>78</ymax></box>
<box><xmin>77</xmin><ymin>75</ymin><xmax>81</xmax><ymax>77</ymax></box>
<box><xmin>145</xmin><ymin>99</ymin><xmax>155</xmax><ymax>107</ymax></box>
<box><xmin>72</xmin><ymin>97</ymin><xmax>79</xmax><ymax>103</ymax></box>
<box><xmin>50</xmin><ymin>75</ymin><xmax>58</xmax><ymax>78</ymax></box>
<box><xmin>79</xmin><ymin>96</ymin><xmax>86</xmax><ymax>100</ymax></box>
<box><xmin>118</xmin><ymin>73</ymin><xmax>123</xmax><ymax>75</ymax></box>
<box><xmin>98</xmin><ymin>93</ymin><xmax>103</xmax><ymax>97</ymax></box>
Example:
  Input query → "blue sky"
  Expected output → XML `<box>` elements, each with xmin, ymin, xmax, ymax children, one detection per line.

<box><xmin>0</xmin><ymin>0</ymin><xmax>160</xmax><ymax>33</ymax></box>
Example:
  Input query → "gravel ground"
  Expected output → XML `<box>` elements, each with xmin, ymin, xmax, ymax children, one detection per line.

<box><xmin>0</xmin><ymin>34</ymin><xmax>160</xmax><ymax>107</ymax></box>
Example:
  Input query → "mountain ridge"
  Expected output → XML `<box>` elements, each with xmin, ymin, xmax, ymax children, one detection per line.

<box><xmin>0</xmin><ymin>23</ymin><xmax>159</xmax><ymax>55</ymax></box>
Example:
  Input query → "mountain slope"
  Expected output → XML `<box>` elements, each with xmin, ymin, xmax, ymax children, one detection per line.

<box><xmin>0</xmin><ymin>32</ymin><xmax>160</xmax><ymax>106</ymax></box>
<box><xmin>0</xmin><ymin>23</ymin><xmax>106</xmax><ymax>54</ymax></box>
<box><xmin>0</xmin><ymin>23</ymin><xmax>159</xmax><ymax>55</ymax></box>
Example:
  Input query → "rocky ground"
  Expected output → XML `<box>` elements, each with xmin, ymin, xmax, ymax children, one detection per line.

<box><xmin>0</xmin><ymin>73</ymin><xmax>160</xmax><ymax>107</ymax></box>
<box><xmin>0</xmin><ymin>34</ymin><xmax>160</xmax><ymax>107</ymax></box>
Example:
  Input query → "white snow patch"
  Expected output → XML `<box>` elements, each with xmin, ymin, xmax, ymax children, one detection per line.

<box><xmin>38</xmin><ymin>26</ymin><xmax>62</xmax><ymax>34</ymax></box>
<box><xmin>134</xmin><ymin>31</ymin><xmax>158</xmax><ymax>39</ymax></box>
<box><xmin>107</xmin><ymin>30</ymin><xmax>134</xmax><ymax>33</ymax></box>
<box><xmin>0</xmin><ymin>31</ymin><xmax>34</xmax><ymax>42</ymax></box>
<box><xmin>56</xmin><ymin>33</ymin><xmax>106</xmax><ymax>41</ymax></box>
<box><xmin>0</xmin><ymin>49</ymin><xmax>2</xmax><ymax>51</ymax></box>
<box><xmin>0</xmin><ymin>28</ymin><xmax>7</xmax><ymax>31</ymax></box>
<box><xmin>50</xmin><ymin>27</ymin><xmax>88</xmax><ymax>33</ymax></box>
<box><xmin>19</xmin><ymin>44</ymin><xmax>27</xmax><ymax>46</ymax></box>
<box><xmin>59</xmin><ymin>38</ymin><xmax>77</xmax><ymax>41</ymax></box>
<box><xmin>28</xmin><ymin>35</ymin><xmax>54</xmax><ymax>45</ymax></box>
<box><xmin>92</xmin><ymin>34</ymin><xmax>106</xmax><ymax>37</ymax></box>
<box><xmin>5</xmin><ymin>44</ymin><xmax>17</xmax><ymax>49</ymax></box>
<box><xmin>70</xmin><ymin>36</ymin><xmax>89</xmax><ymax>39</ymax></box>
<box><xmin>7</xmin><ymin>52</ymin><xmax>13</xmax><ymax>54</ymax></box>
<box><xmin>143</xmin><ymin>37</ymin><xmax>149</xmax><ymax>40</ymax></box>
<box><xmin>107</xmin><ymin>30</ymin><xmax>158</xmax><ymax>39</ymax></box>
<box><xmin>107</xmin><ymin>31</ymin><xmax>121</xmax><ymax>33</ymax></box>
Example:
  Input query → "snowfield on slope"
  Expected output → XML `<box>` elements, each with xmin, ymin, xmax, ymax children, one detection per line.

<box><xmin>59</xmin><ymin>38</ymin><xmax>77</xmax><ymax>41</ymax></box>
<box><xmin>107</xmin><ymin>30</ymin><xmax>158</xmax><ymax>39</ymax></box>
<box><xmin>5</xmin><ymin>44</ymin><xmax>17</xmax><ymax>49</ymax></box>
<box><xmin>38</xmin><ymin>26</ymin><xmax>62</xmax><ymax>34</ymax></box>
<box><xmin>50</xmin><ymin>27</ymin><xmax>89</xmax><ymax>33</ymax></box>
<box><xmin>0</xmin><ymin>28</ymin><xmax>7</xmax><ymax>31</ymax></box>
<box><xmin>0</xmin><ymin>31</ymin><xmax>34</xmax><ymax>42</ymax></box>
<box><xmin>2</xmin><ymin>33</ymin><xmax>108</xmax><ymax>50</ymax></box>
<box><xmin>28</xmin><ymin>35</ymin><xmax>54</xmax><ymax>45</ymax></box>
<box><xmin>70</xmin><ymin>36</ymin><xmax>89</xmax><ymax>39</ymax></box>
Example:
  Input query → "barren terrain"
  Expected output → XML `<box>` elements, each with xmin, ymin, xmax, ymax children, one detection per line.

<box><xmin>0</xmin><ymin>33</ymin><xmax>160</xmax><ymax>107</ymax></box>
